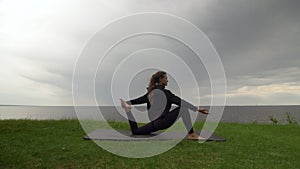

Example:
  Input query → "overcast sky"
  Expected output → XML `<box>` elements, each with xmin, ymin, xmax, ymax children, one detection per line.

<box><xmin>0</xmin><ymin>0</ymin><xmax>300</xmax><ymax>106</ymax></box>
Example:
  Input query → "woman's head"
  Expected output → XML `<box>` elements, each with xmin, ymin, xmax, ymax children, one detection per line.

<box><xmin>147</xmin><ymin>71</ymin><xmax>168</xmax><ymax>92</ymax></box>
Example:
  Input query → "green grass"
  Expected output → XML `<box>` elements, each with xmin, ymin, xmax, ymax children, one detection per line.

<box><xmin>0</xmin><ymin>120</ymin><xmax>299</xmax><ymax>169</ymax></box>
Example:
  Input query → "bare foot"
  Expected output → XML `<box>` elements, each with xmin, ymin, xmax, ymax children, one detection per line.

<box><xmin>188</xmin><ymin>133</ymin><xmax>206</xmax><ymax>140</ymax></box>
<box><xmin>120</xmin><ymin>99</ymin><xmax>132</xmax><ymax>112</ymax></box>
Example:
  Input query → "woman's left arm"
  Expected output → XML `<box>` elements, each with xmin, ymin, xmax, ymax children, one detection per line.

<box><xmin>126</xmin><ymin>93</ymin><xmax>147</xmax><ymax>105</ymax></box>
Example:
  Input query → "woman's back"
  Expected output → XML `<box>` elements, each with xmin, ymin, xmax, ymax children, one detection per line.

<box><xmin>147</xmin><ymin>86</ymin><xmax>169</xmax><ymax>121</ymax></box>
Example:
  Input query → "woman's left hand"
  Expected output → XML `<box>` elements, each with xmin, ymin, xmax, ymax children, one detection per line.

<box><xmin>198</xmin><ymin>108</ymin><xmax>210</xmax><ymax>114</ymax></box>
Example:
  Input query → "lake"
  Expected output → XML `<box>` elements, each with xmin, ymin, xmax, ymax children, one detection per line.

<box><xmin>0</xmin><ymin>105</ymin><xmax>299</xmax><ymax>124</ymax></box>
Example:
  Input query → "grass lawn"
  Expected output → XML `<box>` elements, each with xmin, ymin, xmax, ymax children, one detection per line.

<box><xmin>0</xmin><ymin>120</ymin><xmax>299</xmax><ymax>169</ymax></box>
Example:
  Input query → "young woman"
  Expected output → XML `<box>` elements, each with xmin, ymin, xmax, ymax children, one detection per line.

<box><xmin>120</xmin><ymin>71</ymin><xmax>209</xmax><ymax>140</ymax></box>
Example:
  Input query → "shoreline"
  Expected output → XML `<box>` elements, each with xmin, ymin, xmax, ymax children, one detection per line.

<box><xmin>0</xmin><ymin>105</ymin><xmax>299</xmax><ymax>124</ymax></box>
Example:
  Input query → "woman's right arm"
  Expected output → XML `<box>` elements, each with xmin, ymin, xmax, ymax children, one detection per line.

<box><xmin>165</xmin><ymin>90</ymin><xmax>198</xmax><ymax>111</ymax></box>
<box><xmin>166</xmin><ymin>90</ymin><xmax>209</xmax><ymax>114</ymax></box>
<box><xmin>126</xmin><ymin>93</ymin><xmax>148</xmax><ymax>105</ymax></box>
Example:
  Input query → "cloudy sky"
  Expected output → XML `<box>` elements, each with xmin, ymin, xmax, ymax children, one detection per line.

<box><xmin>1</xmin><ymin>0</ymin><xmax>300</xmax><ymax>106</ymax></box>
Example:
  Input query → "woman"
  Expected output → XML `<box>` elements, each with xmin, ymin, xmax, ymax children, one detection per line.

<box><xmin>120</xmin><ymin>71</ymin><xmax>209</xmax><ymax>140</ymax></box>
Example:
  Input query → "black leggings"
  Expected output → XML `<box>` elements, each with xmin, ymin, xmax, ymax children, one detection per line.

<box><xmin>126</xmin><ymin>106</ymin><xmax>194</xmax><ymax>135</ymax></box>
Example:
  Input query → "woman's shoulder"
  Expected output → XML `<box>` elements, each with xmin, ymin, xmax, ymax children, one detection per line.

<box><xmin>160</xmin><ymin>88</ymin><xmax>173</xmax><ymax>95</ymax></box>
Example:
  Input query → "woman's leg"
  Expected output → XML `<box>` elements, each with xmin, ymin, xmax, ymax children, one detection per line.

<box><xmin>179</xmin><ymin>107</ymin><xmax>195</xmax><ymax>134</ymax></box>
<box><xmin>126</xmin><ymin>110</ymin><xmax>159</xmax><ymax>135</ymax></box>
<box><xmin>121</xmin><ymin>99</ymin><xmax>197</xmax><ymax>136</ymax></box>
<box><xmin>153</xmin><ymin>107</ymin><xmax>194</xmax><ymax>134</ymax></box>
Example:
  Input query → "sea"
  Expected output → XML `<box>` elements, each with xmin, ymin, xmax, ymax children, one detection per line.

<box><xmin>0</xmin><ymin>105</ymin><xmax>299</xmax><ymax>124</ymax></box>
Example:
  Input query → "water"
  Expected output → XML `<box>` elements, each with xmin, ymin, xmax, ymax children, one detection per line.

<box><xmin>0</xmin><ymin>105</ymin><xmax>299</xmax><ymax>124</ymax></box>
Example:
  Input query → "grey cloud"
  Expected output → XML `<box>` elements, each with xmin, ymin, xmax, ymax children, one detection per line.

<box><xmin>20</xmin><ymin>72</ymin><xmax>71</xmax><ymax>92</ymax></box>
<box><xmin>69</xmin><ymin>0</ymin><xmax>300</xmax><ymax>105</ymax></box>
<box><xmin>1</xmin><ymin>0</ymin><xmax>300</xmax><ymax>105</ymax></box>
<box><xmin>227</xmin><ymin>66</ymin><xmax>300</xmax><ymax>91</ymax></box>
<box><xmin>185</xmin><ymin>0</ymin><xmax>300</xmax><ymax>77</ymax></box>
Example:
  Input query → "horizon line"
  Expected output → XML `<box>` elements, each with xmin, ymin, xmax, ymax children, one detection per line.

<box><xmin>1</xmin><ymin>104</ymin><xmax>299</xmax><ymax>107</ymax></box>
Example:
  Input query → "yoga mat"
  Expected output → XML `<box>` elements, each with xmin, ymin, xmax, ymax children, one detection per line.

<box><xmin>83</xmin><ymin>129</ymin><xmax>225</xmax><ymax>142</ymax></box>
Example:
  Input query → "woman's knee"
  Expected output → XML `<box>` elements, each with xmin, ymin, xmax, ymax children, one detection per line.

<box><xmin>153</xmin><ymin>117</ymin><xmax>175</xmax><ymax>130</ymax></box>
<box><xmin>131</xmin><ymin>128</ymin><xmax>150</xmax><ymax>135</ymax></box>
<box><xmin>132</xmin><ymin>130</ymin><xmax>145</xmax><ymax>135</ymax></box>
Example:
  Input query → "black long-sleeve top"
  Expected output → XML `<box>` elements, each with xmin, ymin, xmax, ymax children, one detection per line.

<box><xmin>126</xmin><ymin>85</ymin><xmax>198</xmax><ymax>120</ymax></box>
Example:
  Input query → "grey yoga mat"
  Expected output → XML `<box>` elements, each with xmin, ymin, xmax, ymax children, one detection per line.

<box><xmin>83</xmin><ymin>129</ymin><xmax>225</xmax><ymax>142</ymax></box>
